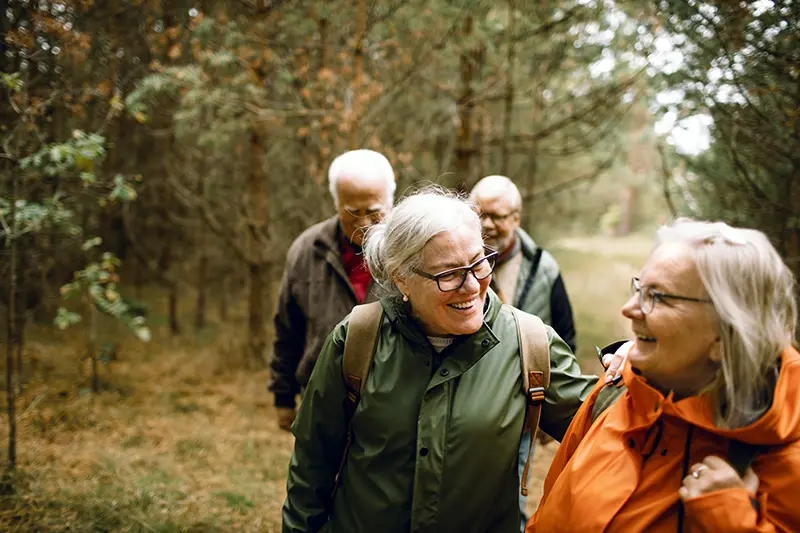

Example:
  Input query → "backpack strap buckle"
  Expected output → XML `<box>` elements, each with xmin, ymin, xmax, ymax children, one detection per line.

<box><xmin>527</xmin><ymin>386</ymin><xmax>546</xmax><ymax>405</ymax></box>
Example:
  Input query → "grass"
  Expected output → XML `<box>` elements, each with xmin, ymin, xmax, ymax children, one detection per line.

<box><xmin>549</xmin><ymin>234</ymin><xmax>650</xmax><ymax>374</ymax></box>
<box><xmin>0</xmin><ymin>234</ymin><xmax>651</xmax><ymax>532</ymax></box>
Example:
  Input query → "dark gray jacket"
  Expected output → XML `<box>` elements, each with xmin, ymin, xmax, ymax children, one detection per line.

<box><xmin>269</xmin><ymin>216</ymin><xmax>379</xmax><ymax>408</ymax></box>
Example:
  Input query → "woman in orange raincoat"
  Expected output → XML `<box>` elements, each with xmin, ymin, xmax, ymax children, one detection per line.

<box><xmin>528</xmin><ymin>219</ymin><xmax>800</xmax><ymax>532</ymax></box>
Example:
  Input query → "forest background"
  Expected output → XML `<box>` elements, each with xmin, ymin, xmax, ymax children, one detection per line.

<box><xmin>1</xmin><ymin>0</ymin><xmax>798</xmax><ymax>531</ymax></box>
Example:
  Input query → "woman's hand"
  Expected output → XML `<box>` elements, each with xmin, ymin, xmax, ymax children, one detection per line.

<box><xmin>602</xmin><ymin>341</ymin><xmax>632</xmax><ymax>384</ymax></box>
<box><xmin>679</xmin><ymin>455</ymin><xmax>759</xmax><ymax>500</ymax></box>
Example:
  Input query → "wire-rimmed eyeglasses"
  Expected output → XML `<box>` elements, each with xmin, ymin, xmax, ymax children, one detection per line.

<box><xmin>630</xmin><ymin>277</ymin><xmax>713</xmax><ymax>314</ymax></box>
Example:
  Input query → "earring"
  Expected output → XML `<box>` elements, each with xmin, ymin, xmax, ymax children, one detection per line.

<box><xmin>402</xmin><ymin>294</ymin><xmax>409</xmax><ymax>302</ymax></box>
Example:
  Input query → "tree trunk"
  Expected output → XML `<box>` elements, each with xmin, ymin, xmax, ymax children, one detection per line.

<box><xmin>6</xmin><ymin>162</ymin><xmax>18</xmax><ymax>472</ymax></box>
<box><xmin>169</xmin><ymin>285</ymin><xmax>180</xmax><ymax>336</ymax></box>
<box><xmin>617</xmin><ymin>187</ymin><xmax>634</xmax><ymax>237</ymax></box>
<box><xmin>247</xmin><ymin>127</ymin><xmax>269</xmax><ymax>366</ymax></box>
<box><xmin>501</xmin><ymin>0</ymin><xmax>516</xmax><ymax>176</ymax></box>
<box><xmin>455</xmin><ymin>15</ymin><xmax>480</xmax><ymax>192</ymax></box>
<box><xmin>219</xmin><ymin>275</ymin><xmax>229</xmax><ymax>322</ymax></box>
<box><xmin>248</xmin><ymin>261</ymin><xmax>267</xmax><ymax>366</ymax></box>
<box><xmin>14</xmin><ymin>311</ymin><xmax>24</xmax><ymax>391</ymax></box>
<box><xmin>348</xmin><ymin>0</ymin><xmax>368</xmax><ymax>148</ymax></box>
<box><xmin>88</xmin><ymin>294</ymin><xmax>98</xmax><ymax>393</ymax></box>
<box><xmin>196</xmin><ymin>253</ymin><xmax>207</xmax><ymax>331</ymax></box>
<box><xmin>195</xmin><ymin>172</ymin><xmax>207</xmax><ymax>331</ymax></box>
<box><xmin>13</xmin><ymin>284</ymin><xmax>25</xmax><ymax>386</ymax></box>
<box><xmin>133</xmin><ymin>256</ymin><xmax>144</xmax><ymax>299</ymax></box>
<box><xmin>522</xmin><ymin>76</ymin><xmax>542</xmax><ymax>229</ymax></box>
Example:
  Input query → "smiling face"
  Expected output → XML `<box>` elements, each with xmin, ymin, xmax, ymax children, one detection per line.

<box><xmin>472</xmin><ymin>190</ymin><xmax>520</xmax><ymax>253</ymax></box>
<box><xmin>396</xmin><ymin>224</ymin><xmax>491</xmax><ymax>336</ymax></box>
<box><xmin>621</xmin><ymin>242</ymin><xmax>721</xmax><ymax>395</ymax></box>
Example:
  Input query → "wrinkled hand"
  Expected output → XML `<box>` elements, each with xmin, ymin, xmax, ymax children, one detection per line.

<box><xmin>679</xmin><ymin>455</ymin><xmax>759</xmax><ymax>500</ymax></box>
<box><xmin>602</xmin><ymin>340</ymin><xmax>632</xmax><ymax>384</ymax></box>
<box><xmin>276</xmin><ymin>407</ymin><xmax>297</xmax><ymax>432</ymax></box>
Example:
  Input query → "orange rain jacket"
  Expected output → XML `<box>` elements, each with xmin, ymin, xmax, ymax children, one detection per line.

<box><xmin>527</xmin><ymin>346</ymin><xmax>800</xmax><ymax>533</ymax></box>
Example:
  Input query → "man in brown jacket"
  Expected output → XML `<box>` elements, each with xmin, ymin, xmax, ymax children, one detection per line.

<box><xmin>269</xmin><ymin>149</ymin><xmax>396</xmax><ymax>431</ymax></box>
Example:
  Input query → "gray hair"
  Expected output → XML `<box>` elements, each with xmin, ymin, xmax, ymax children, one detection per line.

<box><xmin>363</xmin><ymin>187</ymin><xmax>481</xmax><ymax>297</ymax></box>
<box><xmin>327</xmin><ymin>149</ymin><xmax>396</xmax><ymax>206</ymax></box>
<box><xmin>655</xmin><ymin>218</ymin><xmax>797</xmax><ymax>429</ymax></box>
<box><xmin>469</xmin><ymin>175</ymin><xmax>522</xmax><ymax>211</ymax></box>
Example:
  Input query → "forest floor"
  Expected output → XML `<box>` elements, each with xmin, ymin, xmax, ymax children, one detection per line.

<box><xmin>0</xmin><ymin>234</ymin><xmax>649</xmax><ymax>532</ymax></box>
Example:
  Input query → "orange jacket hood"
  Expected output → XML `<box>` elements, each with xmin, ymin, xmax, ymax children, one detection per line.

<box><xmin>623</xmin><ymin>345</ymin><xmax>800</xmax><ymax>446</ymax></box>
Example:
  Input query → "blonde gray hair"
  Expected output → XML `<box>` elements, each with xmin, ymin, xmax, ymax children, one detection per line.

<box><xmin>363</xmin><ymin>187</ymin><xmax>481</xmax><ymax>297</ymax></box>
<box><xmin>655</xmin><ymin>218</ymin><xmax>797</xmax><ymax>429</ymax></box>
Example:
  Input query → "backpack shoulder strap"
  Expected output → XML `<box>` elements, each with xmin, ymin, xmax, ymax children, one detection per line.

<box><xmin>590</xmin><ymin>383</ymin><xmax>627</xmax><ymax>425</ymax></box>
<box><xmin>510</xmin><ymin>307</ymin><xmax>550</xmax><ymax>417</ymax></box>
<box><xmin>333</xmin><ymin>300</ymin><xmax>383</xmax><ymax>499</ymax></box>
<box><xmin>509</xmin><ymin>306</ymin><xmax>550</xmax><ymax>497</ymax></box>
<box><xmin>342</xmin><ymin>300</ymin><xmax>384</xmax><ymax>408</ymax></box>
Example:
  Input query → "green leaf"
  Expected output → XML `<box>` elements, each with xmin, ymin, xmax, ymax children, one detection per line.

<box><xmin>110</xmin><ymin>174</ymin><xmax>138</xmax><ymax>202</ymax></box>
<box><xmin>54</xmin><ymin>307</ymin><xmax>82</xmax><ymax>329</ymax></box>
<box><xmin>0</xmin><ymin>72</ymin><xmax>23</xmax><ymax>92</ymax></box>
<box><xmin>134</xmin><ymin>327</ymin><xmax>152</xmax><ymax>343</ymax></box>
<box><xmin>82</xmin><ymin>237</ymin><xmax>103</xmax><ymax>251</ymax></box>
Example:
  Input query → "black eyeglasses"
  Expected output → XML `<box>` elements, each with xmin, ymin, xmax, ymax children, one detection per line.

<box><xmin>479</xmin><ymin>211</ymin><xmax>518</xmax><ymax>224</ymax></box>
<box><xmin>413</xmin><ymin>248</ymin><xmax>498</xmax><ymax>292</ymax></box>
<box><xmin>630</xmin><ymin>277</ymin><xmax>713</xmax><ymax>315</ymax></box>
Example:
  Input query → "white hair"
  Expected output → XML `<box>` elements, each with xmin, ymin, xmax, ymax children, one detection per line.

<box><xmin>363</xmin><ymin>187</ymin><xmax>481</xmax><ymax>297</ymax></box>
<box><xmin>655</xmin><ymin>218</ymin><xmax>797</xmax><ymax>429</ymax></box>
<box><xmin>469</xmin><ymin>175</ymin><xmax>522</xmax><ymax>211</ymax></box>
<box><xmin>327</xmin><ymin>149</ymin><xmax>396</xmax><ymax>206</ymax></box>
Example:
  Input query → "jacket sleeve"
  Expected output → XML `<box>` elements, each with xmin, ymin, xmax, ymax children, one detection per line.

<box><xmin>683</xmin><ymin>489</ymin><xmax>780</xmax><ymax>532</ymax></box>
<box><xmin>270</xmin><ymin>261</ymin><xmax>306</xmax><ymax>408</ymax></box>
<box><xmin>683</xmin><ymin>446</ymin><xmax>800</xmax><ymax>533</ymax></box>
<box><xmin>538</xmin><ymin>327</ymin><xmax>598</xmax><ymax>441</ymax></box>
<box><xmin>282</xmin><ymin>323</ymin><xmax>350</xmax><ymax>533</ymax></box>
<box><xmin>549</xmin><ymin>274</ymin><xmax>577</xmax><ymax>353</ymax></box>
<box><xmin>526</xmin><ymin>378</ymin><xmax>604</xmax><ymax>532</ymax></box>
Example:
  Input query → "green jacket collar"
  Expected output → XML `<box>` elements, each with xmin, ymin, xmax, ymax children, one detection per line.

<box><xmin>379</xmin><ymin>289</ymin><xmax>503</xmax><ymax>376</ymax></box>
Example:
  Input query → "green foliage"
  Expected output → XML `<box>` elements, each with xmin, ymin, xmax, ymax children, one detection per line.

<box><xmin>0</xmin><ymin>72</ymin><xmax>23</xmax><ymax>93</ymax></box>
<box><xmin>0</xmin><ymin>196</ymin><xmax>76</xmax><ymax>240</ymax></box>
<box><xmin>21</xmin><ymin>131</ymin><xmax>106</xmax><ymax>176</ymax></box>
<box><xmin>58</xmin><ymin>244</ymin><xmax>152</xmax><ymax>342</ymax></box>
<box><xmin>54</xmin><ymin>307</ymin><xmax>82</xmax><ymax>329</ymax></box>
<box><xmin>652</xmin><ymin>1</ymin><xmax>800</xmax><ymax>255</ymax></box>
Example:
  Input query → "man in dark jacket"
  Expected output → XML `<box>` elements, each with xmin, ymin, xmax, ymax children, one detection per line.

<box><xmin>269</xmin><ymin>149</ymin><xmax>396</xmax><ymax>431</ymax></box>
<box><xmin>470</xmin><ymin>174</ymin><xmax>578</xmax><ymax>531</ymax></box>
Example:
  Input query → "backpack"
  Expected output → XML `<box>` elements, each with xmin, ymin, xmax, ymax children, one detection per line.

<box><xmin>334</xmin><ymin>300</ymin><xmax>550</xmax><ymax>497</ymax></box>
<box><xmin>590</xmin><ymin>383</ymin><xmax>765</xmax><ymax>477</ymax></box>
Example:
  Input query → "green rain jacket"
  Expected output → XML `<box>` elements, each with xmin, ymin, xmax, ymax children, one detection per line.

<box><xmin>282</xmin><ymin>290</ymin><xmax>597</xmax><ymax>533</ymax></box>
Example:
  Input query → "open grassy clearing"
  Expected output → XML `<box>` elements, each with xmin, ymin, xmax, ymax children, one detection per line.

<box><xmin>1</xmin><ymin>235</ymin><xmax>651</xmax><ymax>532</ymax></box>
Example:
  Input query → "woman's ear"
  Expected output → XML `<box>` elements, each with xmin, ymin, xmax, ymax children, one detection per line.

<box><xmin>395</xmin><ymin>277</ymin><xmax>409</xmax><ymax>299</ymax></box>
<box><xmin>709</xmin><ymin>337</ymin><xmax>722</xmax><ymax>364</ymax></box>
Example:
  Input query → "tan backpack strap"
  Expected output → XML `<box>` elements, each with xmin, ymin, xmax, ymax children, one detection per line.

<box><xmin>333</xmin><ymin>300</ymin><xmax>383</xmax><ymax>499</ymax></box>
<box><xmin>342</xmin><ymin>301</ymin><xmax>384</xmax><ymax>406</ymax></box>
<box><xmin>509</xmin><ymin>306</ymin><xmax>550</xmax><ymax>497</ymax></box>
